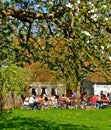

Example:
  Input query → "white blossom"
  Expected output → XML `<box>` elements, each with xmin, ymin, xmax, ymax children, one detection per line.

<box><xmin>56</xmin><ymin>33</ymin><xmax>61</xmax><ymax>37</ymax></box>
<box><xmin>103</xmin><ymin>5</ymin><xmax>107</xmax><ymax>8</ymax></box>
<box><xmin>82</xmin><ymin>31</ymin><xmax>91</xmax><ymax>36</ymax></box>
<box><xmin>90</xmin><ymin>9</ymin><xmax>95</xmax><ymax>13</ymax></box>
<box><xmin>66</xmin><ymin>3</ymin><xmax>73</xmax><ymax>8</ymax></box>
<box><xmin>88</xmin><ymin>2</ymin><xmax>94</xmax><ymax>6</ymax></box>
<box><xmin>105</xmin><ymin>17</ymin><xmax>108</xmax><ymax>21</ymax></box>
<box><xmin>91</xmin><ymin>14</ymin><xmax>98</xmax><ymax>21</ymax></box>
<box><xmin>101</xmin><ymin>46</ymin><xmax>104</xmax><ymax>50</ymax></box>
<box><xmin>77</xmin><ymin>0</ymin><xmax>80</xmax><ymax>4</ymax></box>
<box><xmin>88</xmin><ymin>8</ymin><xmax>97</xmax><ymax>13</ymax></box>
<box><xmin>107</xmin><ymin>45</ymin><xmax>110</xmax><ymax>48</ymax></box>
<box><xmin>49</xmin><ymin>2</ymin><xmax>53</xmax><ymax>5</ymax></box>
<box><xmin>86</xmin><ymin>40</ymin><xmax>90</xmax><ymax>44</ymax></box>
<box><xmin>37</xmin><ymin>4</ymin><xmax>40</xmax><ymax>8</ymax></box>
<box><xmin>75</xmin><ymin>13</ymin><xmax>79</xmax><ymax>16</ymax></box>
<box><xmin>109</xmin><ymin>56</ymin><xmax>111</xmax><ymax>61</ymax></box>
<box><xmin>42</xmin><ymin>46</ymin><xmax>45</xmax><ymax>50</ymax></box>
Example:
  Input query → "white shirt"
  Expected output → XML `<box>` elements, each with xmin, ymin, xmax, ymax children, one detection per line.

<box><xmin>29</xmin><ymin>96</ymin><xmax>35</xmax><ymax>104</ymax></box>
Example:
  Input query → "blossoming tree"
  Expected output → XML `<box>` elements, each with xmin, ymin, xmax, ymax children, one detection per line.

<box><xmin>0</xmin><ymin>0</ymin><xmax>111</xmax><ymax>91</ymax></box>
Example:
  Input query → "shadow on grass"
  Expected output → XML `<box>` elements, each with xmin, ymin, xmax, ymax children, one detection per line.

<box><xmin>0</xmin><ymin>115</ymin><xmax>97</xmax><ymax>130</ymax></box>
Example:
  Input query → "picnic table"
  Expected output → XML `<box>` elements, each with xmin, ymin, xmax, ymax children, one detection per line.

<box><xmin>97</xmin><ymin>99</ymin><xmax>109</xmax><ymax>108</ymax></box>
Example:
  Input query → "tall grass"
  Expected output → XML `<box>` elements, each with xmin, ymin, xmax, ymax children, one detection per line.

<box><xmin>0</xmin><ymin>108</ymin><xmax>111</xmax><ymax>130</ymax></box>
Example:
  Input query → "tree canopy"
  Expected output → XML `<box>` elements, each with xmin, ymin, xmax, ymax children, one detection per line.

<box><xmin>0</xmin><ymin>0</ymin><xmax>111</xmax><ymax>89</ymax></box>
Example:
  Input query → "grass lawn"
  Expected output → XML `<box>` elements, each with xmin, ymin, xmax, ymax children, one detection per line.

<box><xmin>0</xmin><ymin>108</ymin><xmax>111</xmax><ymax>130</ymax></box>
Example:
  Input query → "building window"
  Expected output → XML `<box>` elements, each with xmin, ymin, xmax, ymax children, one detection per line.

<box><xmin>51</xmin><ymin>88</ymin><xmax>57</xmax><ymax>96</ymax></box>
<box><xmin>41</xmin><ymin>87</ymin><xmax>47</xmax><ymax>96</ymax></box>
<box><xmin>32</xmin><ymin>88</ymin><xmax>37</xmax><ymax>96</ymax></box>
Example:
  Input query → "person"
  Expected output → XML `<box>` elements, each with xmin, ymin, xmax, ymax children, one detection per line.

<box><xmin>29</xmin><ymin>95</ymin><xmax>35</xmax><ymax>109</ymax></box>
<box><xmin>58</xmin><ymin>94</ymin><xmax>67</xmax><ymax>109</ymax></box>
<box><xmin>43</xmin><ymin>96</ymin><xmax>49</xmax><ymax>109</ymax></box>
<box><xmin>80</xmin><ymin>93</ymin><xmax>88</xmax><ymax>109</ymax></box>
<box><xmin>72</xmin><ymin>91</ymin><xmax>77</xmax><ymax>99</ymax></box>
<box><xmin>101</xmin><ymin>94</ymin><xmax>108</xmax><ymax>108</ymax></box>
<box><xmin>23</xmin><ymin>97</ymin><xmax>29</xmax><ymax>109</ymax></box>
<box><xmin>34</xmin><ymin>95</ymin><xmax>40</xmax><ymax>109</ymax></box>
<box><xmin>107</xmin><ymin>93</ymin><xmax>111</xmax><ymax>106</ymax></box>
<box><xmin>90</xmin><ymin>95</ymin><xmax>99</xmax><ymax>108</ymax></box>
<box><xmin>50</xmin><ymin>95</ymin><xmax>58</xmax><ymax>108</ymax></box>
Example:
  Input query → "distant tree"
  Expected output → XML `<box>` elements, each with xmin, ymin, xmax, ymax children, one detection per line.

<box><xmin>0</xmin><ymin>64</ymin><xmax>32</xmax><ymax>111</ymax></box>
<box><xmin>26</xmin><ymin>62</ymin><xmax>57</xmax><ymax>82</ymax></box>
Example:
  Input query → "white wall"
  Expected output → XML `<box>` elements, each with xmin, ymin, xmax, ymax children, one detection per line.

<box><xmin>93</xmin><ymin>84</ymin><xmax>111</xmax><ymax>96</ymax></box>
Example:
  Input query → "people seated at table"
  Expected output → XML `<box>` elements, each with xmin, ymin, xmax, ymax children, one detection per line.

<box><xmin>90</xmin><ymin>95</ymin><xmax>100</xmax><ymax>108</ymax></box>
<box><xmin>22</xmin><ymin>92</ymin><xmax>111</xmax><ymax>110</ymax></box>
<box><xmin>100</xmin><ymin>94</ymin><xmax>109</xmax><ymax>108</ymax></box>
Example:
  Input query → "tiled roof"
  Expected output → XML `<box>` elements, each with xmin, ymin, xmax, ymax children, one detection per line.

<box><xmin>89</xmin><ymin>72</ymin><xmax>106</xmax><ymax>83</ymax></box>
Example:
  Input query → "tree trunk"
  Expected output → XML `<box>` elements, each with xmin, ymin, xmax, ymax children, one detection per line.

<box><xmin>11</xmin><ymin>91</ymin><xmax>15</xmax><ymax>108</ymax></box>
<box><xmin>24</xmin><ymin>86</ymin><xmax>29</xmax><ymax>97</ymax></box>
<box><xmin>0</xmin><ymin>88</ymin><xmax>3</xmax><ymax>113</ymax></box>
<box><xmin>21</xmin><ymin>86</ymin><xmax>29</xmax><ymax>102</ymax></box>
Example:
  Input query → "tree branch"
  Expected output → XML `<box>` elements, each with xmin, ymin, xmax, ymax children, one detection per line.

<box><xmin>82</xmin><ymin>48</ymin><xmax>111</xmax><ymax>81</ymax></box>
<box><xmin>0</xmin><ymin>8</ymin><xmax>63</xmax><ymax>23</ymax></box>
